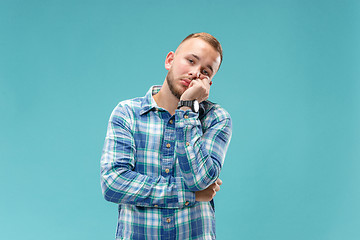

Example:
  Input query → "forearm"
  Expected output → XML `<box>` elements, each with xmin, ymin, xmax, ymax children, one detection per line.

<box><xmin>175</xmin><ymin>109</ymin><xmax>232</xmax><ymax>191</ymax></box>
<box><xmin>101</xmin><ymin>163</ymin><xmax>195</xmax><ymax>208</ymax></box>
<box><xmin>100</xmin><ymin>124</ymin><xmax>195</xmax><ymax>208</ymax></box>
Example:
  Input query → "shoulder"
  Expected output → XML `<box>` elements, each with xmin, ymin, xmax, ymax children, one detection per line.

<box><xmin>112</xmin><ymin>97</ymin><xmax>142</xmax><ymax>115</ymax></box>
<box><xmin>109</xmin><ymin>96</ymin><xmax>144</xmax><ymax>127</ymax></box>
<box><xmin>200</xmin><ymin>100</ymin><xmax>232</xmax><ymax>130</ymax></box>
<box><xmin>200</xmin><ymin>100</ymin><xmax>231</xmax><ymax>122</ymax></box>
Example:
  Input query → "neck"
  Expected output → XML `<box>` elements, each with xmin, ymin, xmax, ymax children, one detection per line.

<box><xmin>153</xmin><ymin>80</ymin><xmax>179</xmax><ymax>115</ymax></box>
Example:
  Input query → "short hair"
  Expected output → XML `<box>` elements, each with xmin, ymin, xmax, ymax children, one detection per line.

<box><xmin>180</xmin><ymin>32</ymin><xmax>223</xmax><ymax>69</ymax></box>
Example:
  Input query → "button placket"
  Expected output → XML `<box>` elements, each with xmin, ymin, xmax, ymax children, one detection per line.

<box><xmin>161</xmin><ymin>117</ymin><xmax>175</xmax><ymax>177</ymax></box>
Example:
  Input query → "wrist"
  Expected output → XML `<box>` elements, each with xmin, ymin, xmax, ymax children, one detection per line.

<box><xmin>177</xmin><ymin>99</ymin><xmax>199</xmax><ymax>113</ymax></box>
<box><xmin>179</xmin><ymin>106</ymin><xmax>191</xmax><ymax>111</ymax></box>
<box><xmin>180</xmin><ymin>96</ymin><xmax>194</xmax><ymax>101</ymax></box>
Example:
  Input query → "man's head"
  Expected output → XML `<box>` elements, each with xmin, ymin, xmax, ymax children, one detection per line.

<box><xmin>179</xmin><ymin>32</ymin><xmax>223</xmax><ymax>69</ymax></box>
<box><xmin>165</xmin><ymin>32</ymin><xmax>222</xmax><ymax>99</ymax></box>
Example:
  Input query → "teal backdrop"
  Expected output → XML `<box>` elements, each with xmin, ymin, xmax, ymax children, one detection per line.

<box><xmin>1</xmin><ymin>0</ymin><xmax>359</xmax><ymax>239</ymax></box>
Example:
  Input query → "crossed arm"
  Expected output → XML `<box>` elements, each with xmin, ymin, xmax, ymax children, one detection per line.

<box><xmin>100</xmin><ymin>104</ymin><xmax>232</xmax><ymax>208</ymax></box>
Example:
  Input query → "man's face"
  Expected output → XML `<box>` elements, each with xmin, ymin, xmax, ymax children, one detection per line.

<box><xmin>165</xmin><ymin>38</ymin><xmax>221</xmax><ymax>99</ymax></box>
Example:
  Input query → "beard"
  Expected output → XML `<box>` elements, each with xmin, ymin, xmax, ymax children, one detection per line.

<box><xmin>166</xmin><ymin>69</ymin><xmax>183</xmax><ymax>99</ymax></box>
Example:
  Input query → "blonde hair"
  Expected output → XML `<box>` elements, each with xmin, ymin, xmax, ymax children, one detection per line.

<box><xmin>180</xmin><ymin>32</ymin><xmax>223</xmax><ymax>69</ymax></box>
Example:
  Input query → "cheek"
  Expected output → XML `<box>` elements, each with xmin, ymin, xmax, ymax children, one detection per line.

<box><xmin>178</xmin><ymin>62</ymin><xmax>191</xmax><ymax>73</ymax></box>
<box><xmin>171</xmin><ymin>59</ymin><xmax>192</xmax><ymax>75</ymax></box>
<box><xmin>172</xmin><ymin>65</ymin><xmax>187</xmax><ymax>76</ymax></box>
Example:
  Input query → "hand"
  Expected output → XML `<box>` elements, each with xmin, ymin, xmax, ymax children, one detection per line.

<box><xmin>195</xmin><ymin>178</ymin><xmax>222</xmax><ymax>202</ymax></box>
<box><xmin>180</xmin><ymin>76</ymin><xmax>211</xmax><ymax>103</ymax></box>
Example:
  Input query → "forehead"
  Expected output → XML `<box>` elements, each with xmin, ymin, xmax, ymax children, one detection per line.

<box><xmin>176</xmin><ymin>38</ymin><xmax>221</xmax><ymax>68</ymax></box>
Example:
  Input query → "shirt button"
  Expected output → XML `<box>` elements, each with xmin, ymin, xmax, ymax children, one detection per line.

<box><xmin>165</xmin><ymin>169</ymin><xmax>170</xmax><ymax>173</ymax></box>
<box><xmin>184</xmin><ymin>115</ymin><xmax>189</xmax><ymax>119</ymax></box>
<box><xmin>166</xmin><ymin>143</ymin><xmax>171</xmax><ymax>148</ymax></box>
<box><xmin>185</xmin><ymin>201</ymin><xmax>189</xmax><ymax>206</ymax></box>
<box><xmin>166</xmin><ymin>218</ymin><xmax>171</xmax><ymax>223</ymax></box>
<box><xmin>186</xmin><ymin>142</ymin><xmax>190</xmax><ymax>146</ymax></box>
<box><xmin>169</xmin><ymin>119</ymin><xmax>173</xmax><ymax>124</ymax></box>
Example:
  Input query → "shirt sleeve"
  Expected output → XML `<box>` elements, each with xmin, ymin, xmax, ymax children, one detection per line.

<box><xmin>100</xmin><ymin>106</ymin><xmax>195</xmax><ymax>209</ymax></box>
<box><xmin>175</xmin><ymin>106</ymin><xmax>232</xmax><ymax>191</ymax></box>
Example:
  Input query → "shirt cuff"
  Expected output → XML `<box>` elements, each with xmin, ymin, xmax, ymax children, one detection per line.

<box><xmin>175</xmin><ymin>177</ymin><xmax>196</xmax><ymax>208</ymax></box>
<box><xmin>175</xmin><ymin>109</ymin><xmax>200</xmax><ymax>128</ymax></box>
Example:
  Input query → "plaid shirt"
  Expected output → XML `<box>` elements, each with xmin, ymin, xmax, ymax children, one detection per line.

<box><xmin>101</xmin><ymin>86</ymin><xmax>232</xmax><ymax>240</ymax></box>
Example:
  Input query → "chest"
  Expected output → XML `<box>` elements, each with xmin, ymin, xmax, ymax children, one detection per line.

<box><xmin>132</xmin><ymin>111</ymin><xmax>179</xmax><ymax>176</ymax></box>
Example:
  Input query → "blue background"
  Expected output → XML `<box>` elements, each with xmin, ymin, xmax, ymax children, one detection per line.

<box><xmin>1</xmin><ymin>0</ymin><xmax>359</xmax><ymax>239</ymax></box>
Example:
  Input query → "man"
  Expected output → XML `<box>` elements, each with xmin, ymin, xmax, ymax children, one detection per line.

<box><xmin>101</xmin><ymin>32</ymin><xmax>232</xmax><ymax>240</ymax></box>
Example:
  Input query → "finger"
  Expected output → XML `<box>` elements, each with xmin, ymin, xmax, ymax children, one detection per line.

<box><xmin>203</xmin><ymin>75</ymin><xmax>210</xmax><ymax>82</ymax></box>
<box><xmin>211</xmin><ymin>191</ymin><xmax>217</xmax><ymax>199</ymax></box>
<box><xmin>188</xmin><ymin>79</ymin><xmax>198</xmax><ymax>88</ymax></box>
<box><xmin>216</xmin><ymin>178</ymin><xmax>223</xmax><ymax>186</ymax></box>
<box><xmin>201</xmin><ymin>76</ymin><xmax>211</xmax><ymax>85</ymax></box>
<box><xmin>190</xmin><ymin>79</ymin><xmax>202</xmax><ymax>86</ymax></box>
<box><xmin>214</xmin><ymin>184</ymin><xmax>220</xmax><ymax>192</ymax></box>
<box><xmin>205</xmin><ymin>77</ymin><xmax>212</xmax><ymax>87</ymax></box>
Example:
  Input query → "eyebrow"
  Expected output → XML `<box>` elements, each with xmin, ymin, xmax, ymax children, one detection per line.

<box><xmin>191</xmin><ymin>54</ymin><xmax>214</xmax><ymax>73</ymax></box>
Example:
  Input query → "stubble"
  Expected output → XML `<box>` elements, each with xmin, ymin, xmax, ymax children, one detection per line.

<box><xmin>166</xmin><ymin>69</ymin><xmax>183</xmax><ymax>99</ymax></box>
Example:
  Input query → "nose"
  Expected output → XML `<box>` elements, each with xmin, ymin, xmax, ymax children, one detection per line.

<box><xmin>188</xmin><ymin>68</ymin><xmax>201</xmax><ymax>79</ymax></box>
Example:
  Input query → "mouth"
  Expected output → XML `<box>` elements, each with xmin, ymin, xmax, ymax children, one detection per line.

<box><xmin>180</xmin><ymin>78</ymin><xmax>191</xmax><ymax>87</ymax></box>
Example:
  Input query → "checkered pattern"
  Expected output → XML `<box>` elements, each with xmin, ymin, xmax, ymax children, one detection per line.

<box><xmin>101</xmin><ymin>86</ymin><xmax>232</xmax><ymax>239</ymax></box>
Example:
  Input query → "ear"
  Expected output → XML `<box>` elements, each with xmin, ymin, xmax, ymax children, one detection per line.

<box><xmin>165</xmin><ymin>51</ymin><xmax>174</xmax><ymax>70</ymax></box>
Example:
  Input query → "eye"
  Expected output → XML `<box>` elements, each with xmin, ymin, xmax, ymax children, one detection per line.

<box><xmin>202</xmin><ymin>69</ymin><xmax>210</xmax><ymax>76</ymax></box>
<box><xmin>188</xmin><ymin>59</ymin><xmax>194</xmax><ymax>64</ymax></box>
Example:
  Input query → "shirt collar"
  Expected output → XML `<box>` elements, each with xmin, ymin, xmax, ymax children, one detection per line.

<box><xmin>140</xmin><ymin>85</ymin><xmax>162</xmax><ymax>115</ymax></box>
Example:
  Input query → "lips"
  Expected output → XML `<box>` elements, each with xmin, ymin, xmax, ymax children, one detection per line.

<box><xmin>180</xmin><ymin>78</ymin><xmax>191</xmax><ymax>87</ymax></box>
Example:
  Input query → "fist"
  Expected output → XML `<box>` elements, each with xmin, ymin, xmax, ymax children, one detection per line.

<box><xmin>195</xmin><ymin>178</ymin><xmax>223</xmax><ymax>202</ymax></box>
<box><xmin>180</xmin><ymin>77</ymin><xmax>211</xmax><ymax>103</ymax></box>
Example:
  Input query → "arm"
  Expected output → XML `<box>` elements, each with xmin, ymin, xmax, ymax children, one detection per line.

<box><xmin>175</xmin><ymin>77</ymin><xmax>232</xmax><ymax>191</ymax></box>
<box><xmin>175</xmin><ymin>106</ymin><xmax>232</xmax><ymax>191</ymax></box>
<box><xmin>100</xmin><ymin>105</ymin><xmax>195</xmax><ymax>208</ymax></box>
<box><xmin>195</xmin><ymin>178</ymin><xmax>223</xmax><ymax>201</ymax></box>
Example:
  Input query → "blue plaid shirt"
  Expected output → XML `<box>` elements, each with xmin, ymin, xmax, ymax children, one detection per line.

<box><xmin>101</xmin><ymin>86</ymin><xmax>232</xmax><ymax>240</ymax></box>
